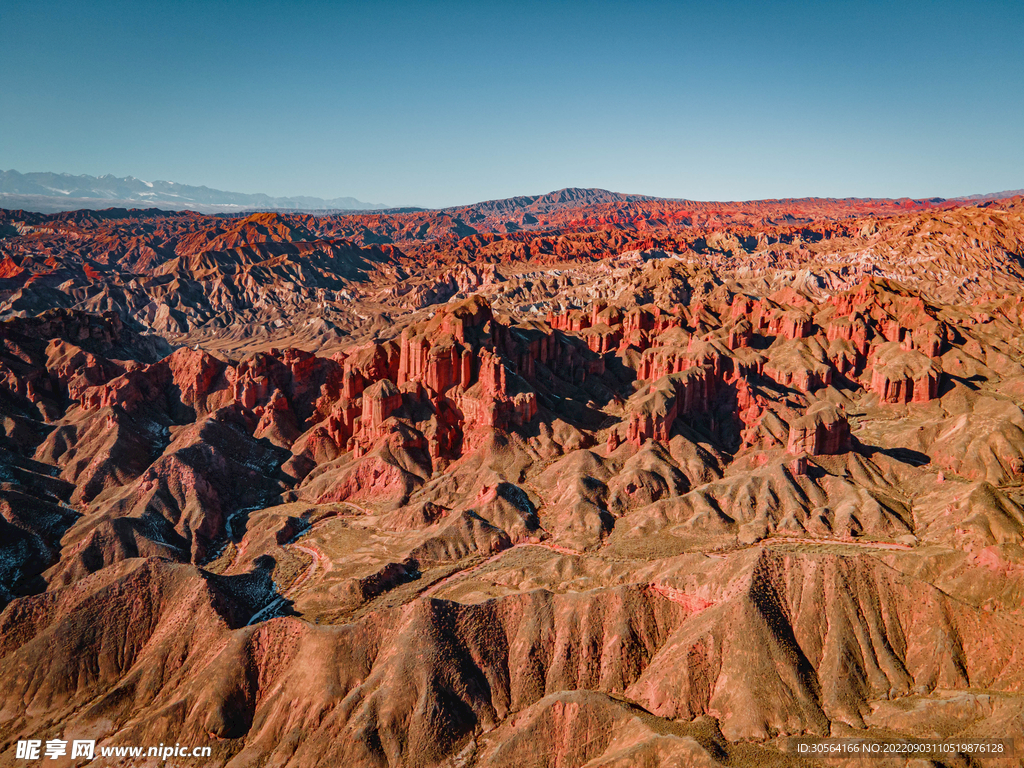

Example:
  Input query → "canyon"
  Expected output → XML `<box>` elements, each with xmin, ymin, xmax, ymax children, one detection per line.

<box><xmin>2</xmin><ymin>188</ymin><xmax>1024</xmax><ymax>766</ymax></box>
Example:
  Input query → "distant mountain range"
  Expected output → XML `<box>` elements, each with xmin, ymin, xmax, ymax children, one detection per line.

<box><xmin>955</xmin><ymin>189</ymin><xmax>1024</xmax><ymax>201</ymax></box>
<box><xmin>2</xmin><ymin>169</ymin><xmax>1021</xmax><ymax>216</ymax></box>
<box><xmin>0</xmin><ymin>170</ymin><xmax>390</xmax><ymax>213</ymax></box>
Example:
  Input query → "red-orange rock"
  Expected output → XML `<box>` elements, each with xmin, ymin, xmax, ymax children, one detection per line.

<box><xmin>869</xmin><ymin>343</ymin><xmax>942</xmax><ymax>404</ymax></box>
<box><xmin>360</xmin><ymin>378</ymin><xmax>402</xmax><ymax>434</ymax></box>
<box><xmin>787</xmin><ymin>403</ymin><xmax>852</xmax><ymax>455</ymax></box>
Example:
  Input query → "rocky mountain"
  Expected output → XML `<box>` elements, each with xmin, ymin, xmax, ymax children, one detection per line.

<box><xmin>2</xmin><ymin>190</ymin><xmax>1024</xmax><ymax>766</ymax></box>
<box><xmin>0</xmin><ymin>169</ymin><xmax>390</xmax><ymax>213</ymax></box>
<box><xmin>955</xmin><ymin>189</ymin><xmax>1024</xmax><ymax>201</ymax></box>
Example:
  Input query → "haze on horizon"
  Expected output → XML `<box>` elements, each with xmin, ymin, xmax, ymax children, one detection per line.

<box><xmin>2</xmin><ymin>0</ymin><xmax>1022</xmax><ymax>209</ymax></box>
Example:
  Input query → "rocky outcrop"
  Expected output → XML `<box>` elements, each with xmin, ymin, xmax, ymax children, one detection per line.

<box><xmin>869</xmin><ymin>343</ymin><xmax>942</xmax><ymax>404</ymax></box>
<box><xmin>626</xmin><ymin>368</ymin><xmax>720</xmax><ymax>447</ymax></box>
<box><xmin>787</xmin><ymin>403</ymin><xmax>852</xmax><ymax>455</ymax></box>
<box><xmin>762</xmin><ymin>338</ymin><xmax>833</xmax><ymax>392</ymax></box>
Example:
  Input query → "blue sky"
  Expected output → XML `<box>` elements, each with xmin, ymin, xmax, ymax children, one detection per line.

<box><xmin>2</xmin><ymin>0</ymin><xmax>1022</xmax><ymax>207</ymax></box>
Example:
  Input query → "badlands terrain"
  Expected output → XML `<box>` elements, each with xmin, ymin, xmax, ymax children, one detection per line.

<box><xmin>2</xmin><ymin>189</ymin><xmax>1024</xmax><ymax>766</ymax></box>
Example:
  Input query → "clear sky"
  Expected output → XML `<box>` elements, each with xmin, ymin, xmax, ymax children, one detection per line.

<box><xmin>2</xmin><ymin>0</ymin><xmax>1022</xmax><ymax>208</ymax></box>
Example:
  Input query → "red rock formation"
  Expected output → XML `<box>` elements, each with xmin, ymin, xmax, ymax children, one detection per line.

<box><xmin>358</xmin><ymin>379</ymin><xmax>402</xmax><ymax>443</ymax></box>
<box><xmin>80</xmin><ymin>366</ymin><xmax>171</xmax><ymax>412</ymax></box>
<box><xmin>911</xmin><ymin>320</ymin><xmax>947</xmax><ymax>358</ymax></box>
<box><xmin>779</xmin><ymin>309</ymin><xmax>813</xmax><ymax>339</ymax></box>
<box><xmin>626</xmin><ymin>379</ymin><xmax>678</xmax><ymax>447</ymax></box>
<box><xmin>625</xmin><ymin>367</ymin><xmax>720</xmax><ymax>447</ymax></box>
<box><xmin>457</xmin><ymin>348</ymin><xmax>538</xmax><ymax>435</ymax></box>
<box><xmin>254</xmin><ymin>389</ymin><xmax>301</xmax><ymax>447</ymax></box>
<box><xmin>787</xmin><ymin>403</ymin><xmax>852</xmax><ymax>455</ymax></box>
<box><xmin>167</xmin><ymin>347</ymin><xmax>229</xmax><ymax>415</ymax></box>
<box><xmin>726</xmin><ymin>317</ymin><xmax>754</xmax><ymax>350</ymax></box>
<box><xmin>582</xmin><ymin>324</ymin><xmax>622</xmax><ymax>354</ymax></box>
<box><xmin>825</xmin><ymin>314</ymin><xmax>870</xmax><ymax>356</ymax></box>
<box><xmin>869</xmin><ymin>343</ymin><xmax>943</xmax><ymax>404</ymax></box>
